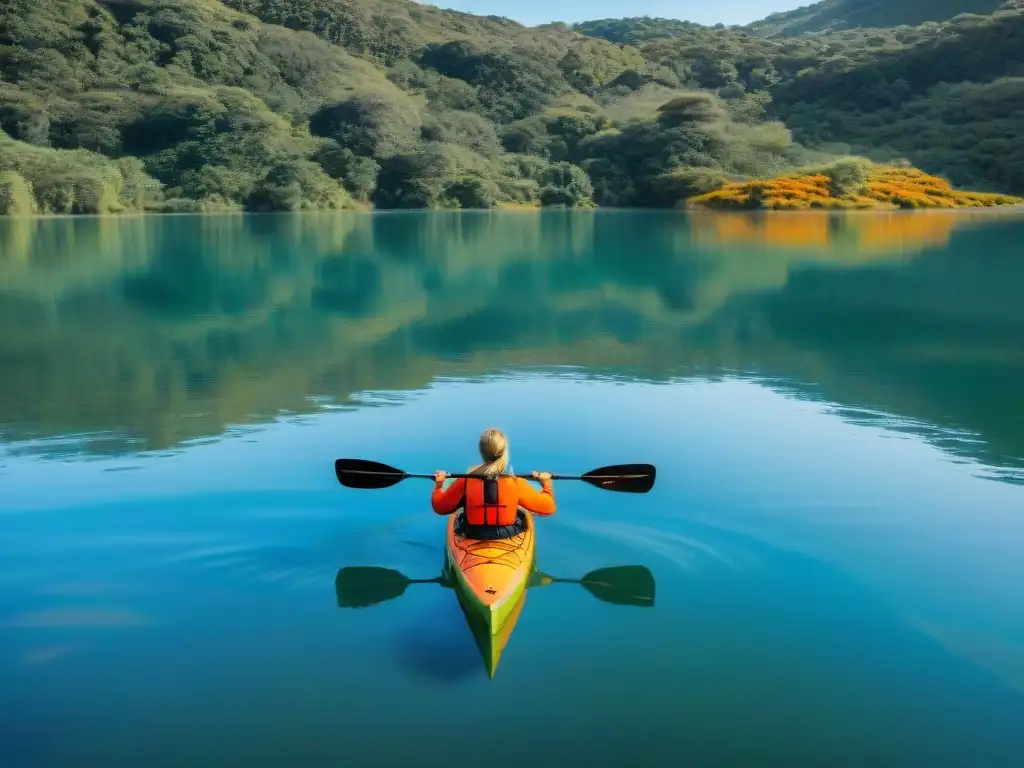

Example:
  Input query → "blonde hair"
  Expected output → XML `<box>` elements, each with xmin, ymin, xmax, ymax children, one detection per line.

<box><xmin>468</xmin><ymin>427</ymin><xmax>509</xmax><ymax>477</ymax></box>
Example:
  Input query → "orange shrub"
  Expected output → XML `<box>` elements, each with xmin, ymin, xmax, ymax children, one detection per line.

<box><xmin>688</xmin><ymin>166</ymin><xmax>1023</xmax><ymax>211</ymax></box>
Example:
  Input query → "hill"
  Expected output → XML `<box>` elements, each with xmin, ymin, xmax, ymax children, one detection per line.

<box><xmin>574</xmin><ymin>2</ymin><xmax>1024</xmax><ymax>196</ymax></box>
<box><xmin>747</xmin><ymin>0</ymin><xmax>1005</xmax><ymax>37</ymax></box>
<box><xmin>0</xmin><ymin>0</ymin><xmax>1021</xmax><ymax>214</ymax></box>
<box><xmin>571</xmin><ymin>17</ymin><xmax>711</xmax><ymax>46</ymax></box>
<box><xmin>573</xmin><ymin>3</ymin><xmax>1006</xmax><ymax>44</ymax></box>
<box><xmin>768</xmin><ymin>2</ymin><xmax>1024</xmax><ymax>193</ymax></box>
<box><xmin>0</xmin><ymin>0</ymin><xmax>812</xmax><ymax>213</ymax></box>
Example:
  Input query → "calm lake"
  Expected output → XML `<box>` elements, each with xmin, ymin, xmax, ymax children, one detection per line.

<box><xmin>2</xmin><ymin>210</ymin><xmax>1023</xmax><ymax>766</ymax></box>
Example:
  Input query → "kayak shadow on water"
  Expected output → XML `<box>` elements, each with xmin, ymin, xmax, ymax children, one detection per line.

<box><xmin>333</xmin><ymin>562</ymin><xmax>656</xmax><ymax>680</ymax></box>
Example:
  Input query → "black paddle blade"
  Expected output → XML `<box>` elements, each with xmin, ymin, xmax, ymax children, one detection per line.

<box><xmin>335</xmin><ymin>459</ymin><xmax>407</xmax><ymax>490</ymax></box>
<box><xmin>581</xmin><ymin>464</ymin><xmax>656</xmax><ymax>494</ymax></box>
<box><xmin>580</xmin><ymin>565</ymin><xmax>656</xmax><ymax>607</ymax></box>
<box><xmin>335</xmin><ymin>566</ymin><xmax>411</xmax><ymax>608</ymax></box>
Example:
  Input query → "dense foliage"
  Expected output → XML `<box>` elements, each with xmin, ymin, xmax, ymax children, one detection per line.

<box><xmin>572</xmin><ymin>18</ymin><xmax>717</xmax><ymax>46</ymax></box>
<box><xmin>1</xmin><ymin>0</ymin><xmax>1022</xmax><ymax>214</ymax></box>
<box><xmin>576</xmin><ymin>1</ymin><xmax>1024</xmax><ymax>196</ymax></box>
<box><xmin>578</xmin><ymin>3</ymin><xmax>1008</xmax><ymax>40</ymax></box>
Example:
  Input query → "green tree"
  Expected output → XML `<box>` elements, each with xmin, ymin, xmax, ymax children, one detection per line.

<box><xmin>309</xmin><ymin>94</ymin><xmax>420</xmax><ymax>158</ymax></box>
<box><xmin>444</xmin><ymin>176</ymin><xmax>499</xmax><ymax>208</ymax></box>
<box><xmin>539</xmin><ymin>162</ymin><xmax>595</xmax><ymax>207</ymax></box>
<box><xmin>421</xmin><ymin>111</ymin><xmax>502</xmax><ymax>157</ymax></box>
<box><xmin>314</xmin><ymin>143</ymin><xmax>380</xmax><ymax>201</ymax></box>
<box><xmin>657</xmin><ymin>93</ymin><xmax>727</xmax><ymax>126</ymax></box>
<box><xmin>823</xmin><ymin>157</ymin><xmax>872</xmax><ymax>197</ymax></box>
<box><xmin>0</xmin><ymin>171</ymin><xmax>35</xmax><ymax>215</ymax></box>
<box><xmin>247</xmin><ymin>159</ymin><xmax>351</xmax><ymax>212</ymax></box>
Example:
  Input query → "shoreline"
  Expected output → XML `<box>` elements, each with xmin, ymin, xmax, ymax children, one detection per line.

<box><xmin>4</xmin><ymin>205</ymin><xmax>1024</xmax><ymax>221</ymax></box>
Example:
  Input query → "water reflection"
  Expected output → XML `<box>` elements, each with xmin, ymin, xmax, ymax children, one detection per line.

<box><xmin>334</xmin><ymin>562</ymin><xmax>655</xmax><ymax>679</ymax></box>
<box><xmin>1</xmin><ymin>210</ymin><xmax>1022</xmax><ymax>479</ymax></box>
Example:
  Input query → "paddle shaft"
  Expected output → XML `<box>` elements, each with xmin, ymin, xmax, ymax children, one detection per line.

<box><xmin>341</xmin><ymin>470</ymin><xmax>647</xmax><ymax>481</ymax></box>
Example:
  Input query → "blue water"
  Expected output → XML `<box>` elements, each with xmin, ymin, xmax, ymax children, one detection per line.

<box><xmin>1</xmin><ymin>211</ymin><xmax>1023</xmax><ymax>766</ymax></box>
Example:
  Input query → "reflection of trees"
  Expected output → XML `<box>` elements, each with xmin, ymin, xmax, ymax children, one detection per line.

<box><xmin>0</xmin><ymin>211</ymin><xmax>1021</xmax><ymax>476</ymax></box>
<box><xmin>747</xmin><ymin>220</ymin><xmax>1024</xmax><ymax>477</ymax></box>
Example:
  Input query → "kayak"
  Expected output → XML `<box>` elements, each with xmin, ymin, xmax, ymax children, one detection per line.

<box><xmin>442</xmin><ymin>479</ymin><xmax>536</xmax><ymax>636</ymax></box>
<box><xmin>453</xmin><ymin>584</ymin><xmax>528</xmax><ymax>679</ymax></box>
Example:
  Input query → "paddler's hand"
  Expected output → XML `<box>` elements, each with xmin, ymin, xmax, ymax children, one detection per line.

<box><xmin>434</xmin><ymin>470</ymin><xmax>448</xmax><ymax>486</ymax></box>
<box><xmin>531</xmin><ymin>471</ymin><xmax>552</xmax><ymax>484</ymax></box>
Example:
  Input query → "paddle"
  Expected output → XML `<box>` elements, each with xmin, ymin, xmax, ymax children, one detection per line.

<box><xmin>335</xmin><ymin>459</ymin><xmax>656</xmax><ymax>494</ymax></box>
<box><xmin>528</xmin><ymin>565</ymin><xmax>655</xmax><ymax>607</ymax></box>
<box><xmin>335</xmin><ymin>565</ymin><xmax>655</xmax><ymax>609</ymax></box>
<box><xmin>334</xmin><ymin>566</ymin><xmax>447</xmax><ymax>608</ymax></box>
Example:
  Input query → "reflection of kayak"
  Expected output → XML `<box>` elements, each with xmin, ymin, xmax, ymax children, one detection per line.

<box><xmin>444</xmin><ymin>501</ymin><xmax>536</xmax><ymax>637</ymax></box>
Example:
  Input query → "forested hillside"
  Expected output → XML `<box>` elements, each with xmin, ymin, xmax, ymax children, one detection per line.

<box><xmin>0</xmin><ymin>0</ymin><xmax>1021</xmax><ymax>214</ymax></box>
<box><xmin>578</xmin><ymin>1</ymin><xmax>1024</xmax><ymax>195</ymax></box>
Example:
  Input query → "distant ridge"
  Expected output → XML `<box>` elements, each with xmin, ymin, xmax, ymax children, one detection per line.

<box><xmin>746</xmin><ymin>0</ymin><xmax>1005</xmax><ymax>36</ymax></box>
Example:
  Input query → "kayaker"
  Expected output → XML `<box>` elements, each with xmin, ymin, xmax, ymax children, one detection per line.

<box><xmin>431</xmin><ymin>427</ymin><xmax>555</xmax><ymax>539</ymax></box>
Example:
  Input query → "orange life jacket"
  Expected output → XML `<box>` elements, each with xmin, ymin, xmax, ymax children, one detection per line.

<box><xmin>432</xmin><ymin>475</ymin><xmax>555</xmax><ymax>526</ymax></box>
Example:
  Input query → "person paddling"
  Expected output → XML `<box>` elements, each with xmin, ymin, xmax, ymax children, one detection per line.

<box><xmin>432</xmin><ymin>428</ymin><xmax>555</xmax><ymax>539</ymax></box>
